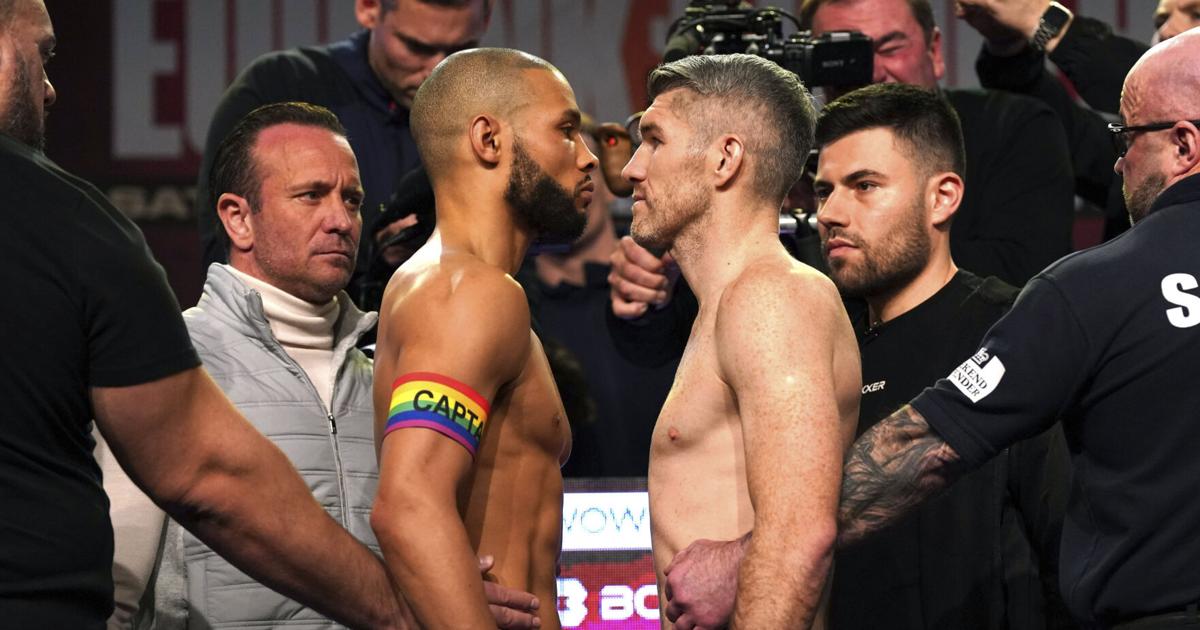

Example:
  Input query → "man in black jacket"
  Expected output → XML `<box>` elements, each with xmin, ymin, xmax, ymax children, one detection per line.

<box><xmin>659</xmin><ymin>83</ymin><xmax>1072</xmax><ymax>630</ymax></box>
<box><xmin>195</xmin><ymin>0</ymin><xmax>490</xmax><ymax>306</ymax></box>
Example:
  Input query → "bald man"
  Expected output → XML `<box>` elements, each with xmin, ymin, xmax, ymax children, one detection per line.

<box><xmin>369</xmin><ymin>48</ymin><xmax>596</xmax><ymax>629</ymax></box>
<box><xmin>828</xmin><ymin>30</ymin><xmax>1200</xmax><ymax>629</ymax></box>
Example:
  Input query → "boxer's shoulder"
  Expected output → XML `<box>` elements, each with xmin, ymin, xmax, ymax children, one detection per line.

<box><xmin>717</xmin><ymin>256</ymin><xmax>839</xmax><ymax>322</ymax></box>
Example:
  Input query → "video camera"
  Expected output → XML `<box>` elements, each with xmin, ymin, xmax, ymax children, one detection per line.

<box><xmin>664</xmin><ymin>0</ymin><xmax>873</xmax><ymax>88</ymax></box>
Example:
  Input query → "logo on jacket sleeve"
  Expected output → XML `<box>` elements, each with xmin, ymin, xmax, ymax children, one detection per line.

<box><xmin>948</xmin><ymin>347</ymin><xmax>1006</xmax><ymax>403</ymax></box>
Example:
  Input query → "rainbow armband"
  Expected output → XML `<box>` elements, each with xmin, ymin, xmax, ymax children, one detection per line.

<box><xmin>384</xmin><ymin>372</ymin><xmax>491</xmax><ymax>458</ymax></box>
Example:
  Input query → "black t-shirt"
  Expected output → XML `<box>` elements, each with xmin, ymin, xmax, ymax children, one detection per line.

<box><xmin>913</xmin><ymin>173</ymin><xmax>1200</xmax><ymax>626</ymax></box>
<box><xmin>832</xmin><ymin>271</ymin><xmax>1072</xmax><ymax>629</ymax></box>
<box><xmin>0</xmin><ymin>135</ymin><xmax>199</xmax><ymax>627</ymax></box>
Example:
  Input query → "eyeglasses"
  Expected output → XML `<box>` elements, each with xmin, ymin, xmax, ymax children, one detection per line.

<box><xmin>1108</xmin><ymin>120</ymin><xmax>1200</xmax><ymax>157</ymax></box>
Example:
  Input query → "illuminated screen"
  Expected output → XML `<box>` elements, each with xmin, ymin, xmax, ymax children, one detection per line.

<box><xmin>557</xmin><ymin>478</ymin><xmax>657</xmax><ymax>628</ymax></box>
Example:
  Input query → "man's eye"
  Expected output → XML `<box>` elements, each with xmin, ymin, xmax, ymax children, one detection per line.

<box><xmin>856</xmin><ymin>181</ymin><xmax>877</xmax><ymax>192</ymax></box>
<box><xmin>402</xmin><ymin>37</ymin><xmax>438</xmax><ymax>56</ymax></box>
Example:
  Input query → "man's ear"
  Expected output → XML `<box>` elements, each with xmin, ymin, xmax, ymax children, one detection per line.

<box><xmin>928</xmin><ymin>26</ymin><xmax>946</xmax><ymax>82</ymax></box>
<box><xmin>927</xmin><ymin>171</ymin><xmax>963</xmax><ymax>229</ymax></box>
<box><xmin>712</xmin><ymin>134</ymin><xmax>746</xmax><ymax>189</ymax></box>
<box><xmin>469</xmin><ymin>114</ymin><xmax>504</xmax><ymax>167</ymax></box>
<box><xmin>217</xmin><ymin>192</ymin><xmax>255</xmax><ymax>253</ymax></box>
<box><xmin>1170</xmin><ymin>121</ymin><xmax>1200</xmax><ymax>177</ymax></box>
<box><xmin>355</xmin><ymin>0</ymin><xmax>382</xmax><ymax>30</ymax></box>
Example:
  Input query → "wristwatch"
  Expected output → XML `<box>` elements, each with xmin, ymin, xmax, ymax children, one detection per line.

<box><xmin>1031</xmin><ymin>1</ymin><xmax>1073</xmax><ymax>52</ymax></box>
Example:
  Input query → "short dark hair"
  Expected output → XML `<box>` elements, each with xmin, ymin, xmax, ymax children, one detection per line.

<box><xmin>382</xmin><ymin>0</ymin><xmax>492</xmax><ymax>19</ymax></box>
<box><xmin>410</xmin><ymin>48</ymin><xmax>553</xmax><ymax>180</ymax></box>
<box><xmin>646</xmin><ymin>54</ymin><xmax>817</xmax><ymax>202</ymax></box>
<box><xmin>799</xmin><ymin>0</ymin><xmax>936</xmax><ymax>45</ymax></box>
<box><xmin>815</xmin><ymin>82</ymin><xmax>965</xmax><ymax>179</ymax></box>
<box><xmin>209</xmin><ymin>102</ymin><xmax>347</xmax><ymax>259</ymax></box>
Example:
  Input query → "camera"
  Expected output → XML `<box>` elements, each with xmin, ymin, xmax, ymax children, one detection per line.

<box><xmin>663</xmin><ymin>0</ymin><xmax>873</xmax><ymax>88</ymax></box>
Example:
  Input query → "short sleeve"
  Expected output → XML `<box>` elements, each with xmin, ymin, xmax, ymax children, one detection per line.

<box><xmin>912</xmin><ymin>277</ymin><xmax>1089</xmax><ymax>467</ymax></box>
<box><xmin>79</xmin><ymin>196</ymin><xmax>200</xmax><ymax>387</ymax></box>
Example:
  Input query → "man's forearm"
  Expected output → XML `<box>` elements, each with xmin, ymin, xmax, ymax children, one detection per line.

<box><xmin>169</xmin><ymin>431</ymin><xmax>403</xmax><ymax>629</ymax></box>
<box><xmin>836</xmin><ymin>405</ymin><xmax>964</xmax><ymax>547</ymax></box>
<box><xmin>730</xmin><ymin>526</ymin><xmax>834</xmax><ymax>629</ymax></box>
<box><xmin>373</xmin><ymin>498</ymin><xmax>498</xmax><ymax>629</ymax></box>
<box><xmin>95</xmin><ymin>369</ymin><xmax>404</xmax><ymax>629</ymax></box>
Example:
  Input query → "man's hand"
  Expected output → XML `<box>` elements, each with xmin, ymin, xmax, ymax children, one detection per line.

<box><xmin>479</xmin><ymin>555</ymin><xmax>543</xmax><ymax>629</ymax></box>
<box><xmin>955</xmin><ymin>0</ymin><xmax>1057</xmax><ymax>53</ymax></box>
<box><xmin>608</xmin><ymin>236</ymin><xmax>678</xmax><ymax>319</ymax></box>
<box><xmin>375</xmin><ymin>213</ymin><xmax>422</xmax><ymax>267</ymax></box>
<box><xmin>662</xmin><ymin>537</ymin><xmax>748</xmax><ymax>629</ymax></box>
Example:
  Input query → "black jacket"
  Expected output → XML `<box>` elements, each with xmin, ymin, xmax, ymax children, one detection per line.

<box><xmin>976</xmin><ymin>16</ymin><xmax>1149</xmax><ymax>239</ymax></box>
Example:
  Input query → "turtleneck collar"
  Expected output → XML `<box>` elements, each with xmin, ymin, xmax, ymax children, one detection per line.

<box><xmin>224</xmin><ymin>265</ymin><xmax>338</xmax><ymax>351</ymax></box>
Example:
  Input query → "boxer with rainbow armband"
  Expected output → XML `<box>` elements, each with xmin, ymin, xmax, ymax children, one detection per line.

<box><xmin>370</xmin><ymin>48</ymin><xmax>596</xmax><ymax>630</ymax></box>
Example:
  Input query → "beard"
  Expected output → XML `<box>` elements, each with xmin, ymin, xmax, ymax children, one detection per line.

<box><xmin>2</xmin><ymin>58</ymin><xmax>45</xmax><ymax>151</ymax></box>
<box><xmin>629</xmin><ymin>165</ymin><xmax>710</xmax><ymax>253</ymax></box>
<box><xmin>505</xmin><ymin>139</ymin><xmax>587</xmax><ymax>244</ymax></box>
<box><xmin>826</xmin><ymin>197</ymin><xmax>931</xmax><ymax>300</ymax></box>
<box><xmin>1123</xmin><ymin>171</ymin><xmax>1166</xmax><ymax>224</ymax></box>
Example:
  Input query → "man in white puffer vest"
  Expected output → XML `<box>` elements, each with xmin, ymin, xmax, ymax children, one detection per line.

<box><xmin>113</xmin><ymin>102</ymin><xmax>539</xmax><ymax>630</ymax></box>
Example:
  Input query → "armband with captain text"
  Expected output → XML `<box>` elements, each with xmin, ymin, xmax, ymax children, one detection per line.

<box><xmin>384</xmin><ymin>372</ymin><xmax>491</xmax><ymax>458</ymax></box>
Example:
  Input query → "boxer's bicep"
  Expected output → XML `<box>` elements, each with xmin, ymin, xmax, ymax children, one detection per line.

<box><xmin>715</xmin><ymin>271</ymin><xmax>845</xmax><ymax>527</ymax></box>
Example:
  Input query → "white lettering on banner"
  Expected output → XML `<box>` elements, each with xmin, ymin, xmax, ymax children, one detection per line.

<box><xmin>598</xmin><ymin>584</ymin><xmax>659</xmax><ymax>621</ymax></box>
<box><xmin>113</xmin><ymin>0</ymin><xmax>181</xmax><ymax>158</ymax></box>
<box><xmin>862</xmin><ymin>380</ymin><xmax>886</xmax><ymax>394</ymax></box>
<box><xmin>102</xmin><ymin>2</ymin><xmax>1154</xmax><ymax>174</ymax></box>
<box><xmin>949</xmin><ymin>349</ymin><xmax>1006</xmax><ymax>403</ymax></box>
<box><xmin>114</xmin><ymin>1</ymin><xmax>358</xmax><ymax>165</ymax></box>
<box><xmin>559</xmin><ymin>581</ymin><xmax>659</xmax><ymax>627</ymax></box>
<box><xmin>1162</xmin><ymin>273</ymin><xmax>1200</xmax><ymax>328</ymax></box>
<box><xmin>561</xmin><ymin>492</ymin><xmax>651</xmax><ymax>551</ymax></box>
<box><xmin>558</xmin><ymin>578</ymin><xmax>588</xmax><ymax>627</ymax></box>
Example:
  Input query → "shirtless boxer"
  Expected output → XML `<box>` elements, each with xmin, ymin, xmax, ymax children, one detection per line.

<box><xmin>370</xmin><ymin>48</ymin><xmax>597</xmax><ymax>629</ymax></box>
<box><xmin>628</xmin><ymin>54</ymin><xmax>861</xmax><ymax>629</ymax></box>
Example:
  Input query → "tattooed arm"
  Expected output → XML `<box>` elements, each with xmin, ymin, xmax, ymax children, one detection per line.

<box><xmin>836</xmin><ymin>405</ymin><xmax>969</xmax><ymax>547</ymax></box>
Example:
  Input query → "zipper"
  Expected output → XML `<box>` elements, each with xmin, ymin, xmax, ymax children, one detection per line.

<box><xmin>279</xmin><ymin>360</ymin><xmax>351</xmax><ymax>530</ymax></box>
<box><xmin>327</xmin><ymin>411</ymin><xmax>350</xmax><ymax>529</ymax></box>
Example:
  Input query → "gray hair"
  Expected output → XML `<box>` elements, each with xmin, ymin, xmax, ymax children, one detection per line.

<box><xmin>647</xmin><ymin>54</ymin><xmax>817</xmax><ymax>201</ymax></box>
